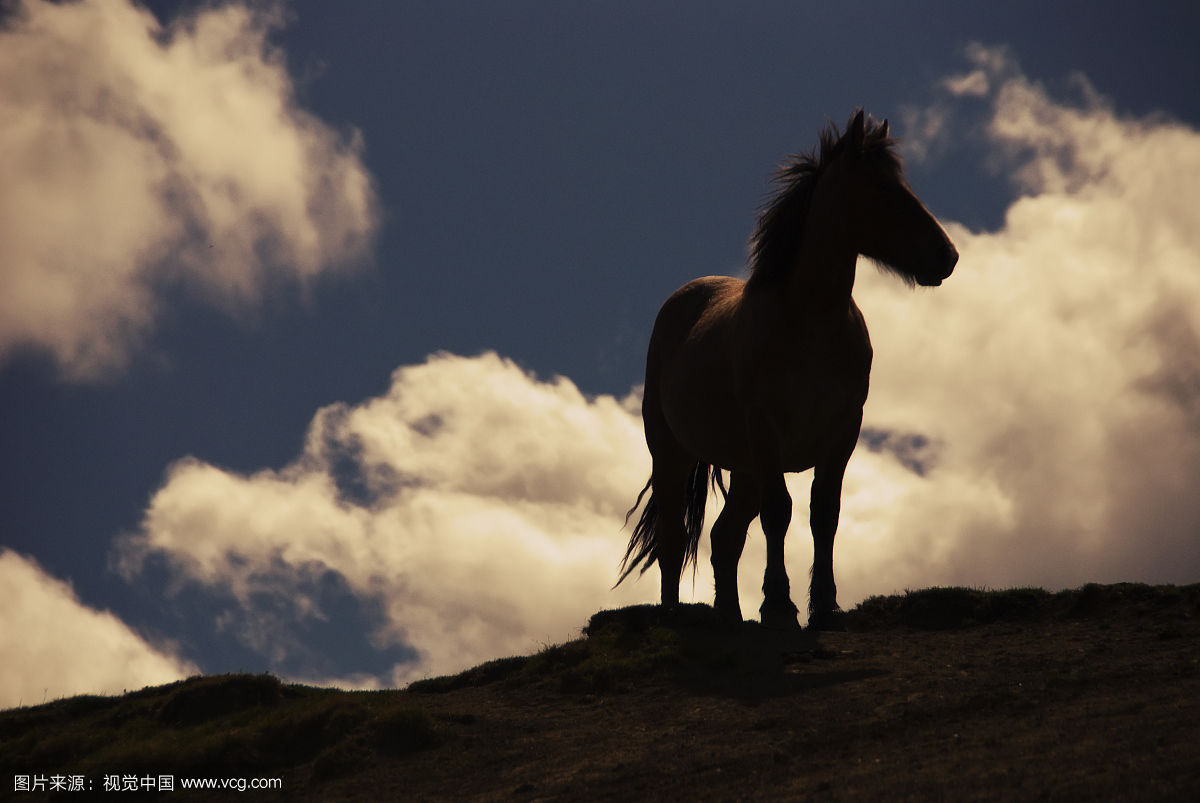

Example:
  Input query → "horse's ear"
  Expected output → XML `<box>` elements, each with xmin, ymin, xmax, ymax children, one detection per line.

<box><xmin>848</xmin><ymin>109</ymin><xmax>866</xmax><ymax>151</ymax></box>
<box><xmin>878</xmin><ymin>118</ymin><xmax>889</xmax><ymax>139</ymax></box>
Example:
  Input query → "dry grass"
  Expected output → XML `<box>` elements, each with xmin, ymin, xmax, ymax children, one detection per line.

<box><xmin>4</xmin><ymin>582</ymin><xmax>1199</xmax><ymax>800</ymax></box>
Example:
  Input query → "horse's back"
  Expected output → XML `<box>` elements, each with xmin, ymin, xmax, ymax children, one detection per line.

<box><xmin>653</xmin><ymin>275</ymin><xmax>742</xmax><ymax>335</ymax></box>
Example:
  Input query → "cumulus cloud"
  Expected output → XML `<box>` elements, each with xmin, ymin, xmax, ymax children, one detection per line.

<box><xmin>117</xmin><ymin>46</ymin><xmax>1200</xmax><ymax>689</ymax></box>
<box><xmin>0</xmin><ymin>0</ymin><xmax>377</xmax><ymax>379</ymax></box>
<box><xmin>117</xmin><ymin>353</ymin><xmax>655</xmax><ymax>685</ymax></box>
<box><xmin>0</xmin><ymin>550</ymin><xmax>196</xmax><ymax>709</ymax></box>
<box><xmin>837</xmin><ymin>43</ymin><xmax>1200</xmax><ymax>596</ymax></box>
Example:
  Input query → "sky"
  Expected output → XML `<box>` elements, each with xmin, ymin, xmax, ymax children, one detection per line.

<box><xmin>2</xmin><ymin>0</ymin><xmax>1198</xmax><ymax>707</ymax></box>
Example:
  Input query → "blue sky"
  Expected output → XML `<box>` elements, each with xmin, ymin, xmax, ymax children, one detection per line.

<box><xmin>2</xmin><ymin>0</ymin><xmax>1199</xmax><ymax>704</ymax></box>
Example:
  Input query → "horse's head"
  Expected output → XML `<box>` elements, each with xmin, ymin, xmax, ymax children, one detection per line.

<box><xmin>824</xmin><ymin>109</ymin><xmax>958</xmax><ymax>287</ymax></box>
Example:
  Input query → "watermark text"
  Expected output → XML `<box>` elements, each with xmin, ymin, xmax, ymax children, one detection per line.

<box><xmin>13</xmin><ymin>773</ymin><xmax>283</xmax><ymax>793</ymax></box>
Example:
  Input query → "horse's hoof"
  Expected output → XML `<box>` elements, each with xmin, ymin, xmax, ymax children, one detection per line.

<box><xmin>759</xmin><ymin>607</ymin><xmax>801</xmax><ymax>630</ymax></box>
<box><xmin>807</xmin><ymin>608</ymin><xmax>847</xmax><ymax>632</ymax></box>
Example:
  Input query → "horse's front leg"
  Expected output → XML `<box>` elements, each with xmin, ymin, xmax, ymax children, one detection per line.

<box><xmin>710</xmin><ymin>471</ymin><xmax>761</xmax><ymax>623</ymax></box>
<box><xmin>759</xmin><ymin>473</ymin><xmax>800</xmax><ymax>629</ymax></box>
<box><xmin>808</xmin><ymin>458</ymin><xmax>849</xmax><ymax>631</ymax></box>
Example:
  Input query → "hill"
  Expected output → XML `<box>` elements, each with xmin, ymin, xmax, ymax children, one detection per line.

<box><xmin>3</xmin><ymin>583</ymin><xmax>1199</xmax><ymax>799</ymax></box>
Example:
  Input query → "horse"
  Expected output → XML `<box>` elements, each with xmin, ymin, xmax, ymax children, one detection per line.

<box><xmin>616</xmin><ymin>109</ymin><xmax>958</xmax><ymax>630</ymax></box>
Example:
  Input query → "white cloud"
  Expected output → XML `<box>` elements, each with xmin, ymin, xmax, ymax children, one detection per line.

<box><xmin>942</xmin><ymin>70</ymin><xmax>989</xmax><ymax>98</ymax></box>
<box><xmin>0</xmin><ymin>550</ymin><xmax>196</xmax><ymax>709</ymax></box>
<box><xmin>117</xmin><ymin>47</ymin><xmax>1200</xmax><ymax>689</ymax></box>
<box><xmin>117</xmin><ymin>352</ymin><xmax>655</xmax><ymax>685</ymax></box>
<box><xmin>940</xmin><ymin>42</ymin><xmax>1021</xmax><ymax>99</ymax></box>
<box><xmin>0</xmin><ymin>0</ymin><xmax>377</xmax><ymax>379</ymax></box>
<box><xmin>837</xmin><ymin>43</ymin><xmax>1200</xmax><ymax>597</ymax></box>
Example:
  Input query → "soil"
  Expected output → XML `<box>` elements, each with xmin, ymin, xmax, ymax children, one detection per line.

<box><xmin>4</xmin><ymin>583</ymin><xmax>1199</xmax><ymax>800</ymax></box>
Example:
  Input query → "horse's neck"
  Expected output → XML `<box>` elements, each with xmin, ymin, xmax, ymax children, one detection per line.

<box><xmin>778</xmin><ymin>185</ymin><xmax>858</xmax><ymax>317</ymax></box>
<box><xmin>784</xmin><ymin>236</ymin><xmax>857</xmax><ymax>321</ymax></box>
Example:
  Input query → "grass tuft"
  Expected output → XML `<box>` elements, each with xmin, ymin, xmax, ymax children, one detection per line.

<box><xmin>371</xmin><ymin>708</ymin><xmax>440</xmax><ymax>755</ymax></box>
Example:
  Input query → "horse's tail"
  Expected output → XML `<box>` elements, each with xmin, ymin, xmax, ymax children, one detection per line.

<box><xmin>615</xmin><ymin>463</ymin><xmax>728</xmax><ymax>587</ymax></box>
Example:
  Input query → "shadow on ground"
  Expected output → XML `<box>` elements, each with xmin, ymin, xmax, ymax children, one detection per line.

<box><xmin>412</xmin><ymin>602</ymin><xmax>886</xmax><ymax>701</ymax></box>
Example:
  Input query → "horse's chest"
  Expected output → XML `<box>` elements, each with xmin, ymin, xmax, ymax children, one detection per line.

<box><xmin>778</xmin><ymin>358</ymin><xmax>866</xmax><ymax>422</ymax></box>
<box><xmin>793</xmin><ymin>342</ymin><xmax>867</xmax><ymax>398</ymax></box>
<box><xmin>748</xmin><ymin>339</ymin><xmax>871</xmax><ymax>467</ymax></box>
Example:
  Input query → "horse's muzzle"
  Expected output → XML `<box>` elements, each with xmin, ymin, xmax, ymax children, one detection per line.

<box><xmin>920</xmin><ymin>241</ymin><xmax>959</xmax><ymax>287</ymax></box>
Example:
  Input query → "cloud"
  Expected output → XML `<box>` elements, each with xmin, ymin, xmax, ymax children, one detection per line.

<box><xmin>940</xmin><ymin>42</ymin><xmax>1019</xmax><ymax>99</ymax></box>
<box><xmin>942</xmin><ymin>70</ymin><xmax>990</xmax><ymax>98</ymax></box>
<box><xmin>118</xmin><ymin>46</ymin><xmax>1200</xmax><ymax>689</ymax></box>
<box><xmin>0</xmin><ymin>0</ymin><xmax>377</xmax><ymax>380</ymax></box>
<box><xmin>838</xmin><ymin>43</ymin><xmax>1200</xmax><ymax>596</ymax></box>
<box><xmin>117</xmin><ymin>353</ymin><xmax>655</xmax><ymax>685</ymax></box>
<box><xmin>0</xmin><ymin>550</ymin><xmax>196</xmax><ymax>709</ymax></box>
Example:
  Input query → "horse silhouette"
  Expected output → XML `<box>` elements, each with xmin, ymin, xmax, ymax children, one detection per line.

<box><xmin>618</xmin><ymin>109</ymin><xmax>957</xmax><ymax>630</ymax></box>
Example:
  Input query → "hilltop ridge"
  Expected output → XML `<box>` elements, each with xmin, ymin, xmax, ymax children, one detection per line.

<box><xmin>3</xmin><ymin>583</ymin><xmax>1199</xmax><ymax>799</ymax></box>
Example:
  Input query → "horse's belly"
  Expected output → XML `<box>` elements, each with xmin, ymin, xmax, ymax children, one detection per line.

<box><xmin>661</xmin><ymin>370</ymin><xmax>865</xmax><ymax>473</ymax></box>
<box><xmin>659</xmin><ymin>366</ymin><xmax>751</xmax><ymax>468</ymax></box>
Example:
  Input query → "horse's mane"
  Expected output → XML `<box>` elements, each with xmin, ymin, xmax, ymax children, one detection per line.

<box><xmin>748</xmin><ymin>110</ymin><xmax>901</xmax><ymax>287</ymax></box>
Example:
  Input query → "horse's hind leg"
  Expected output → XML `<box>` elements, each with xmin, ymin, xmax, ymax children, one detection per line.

<box><xmin>759</xmin><ymin>473</ymin><xmax>800</xmax><ymax>629</ymax></box>
<box><xmin>650</xmin><ymin>454</ymin><xmax>692</xmax><ymax>609</ymax></box>
<box><xmin>710</xmin><ymin>471</ymin><xmax>761</xmax><ymax>622</ymax></box>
